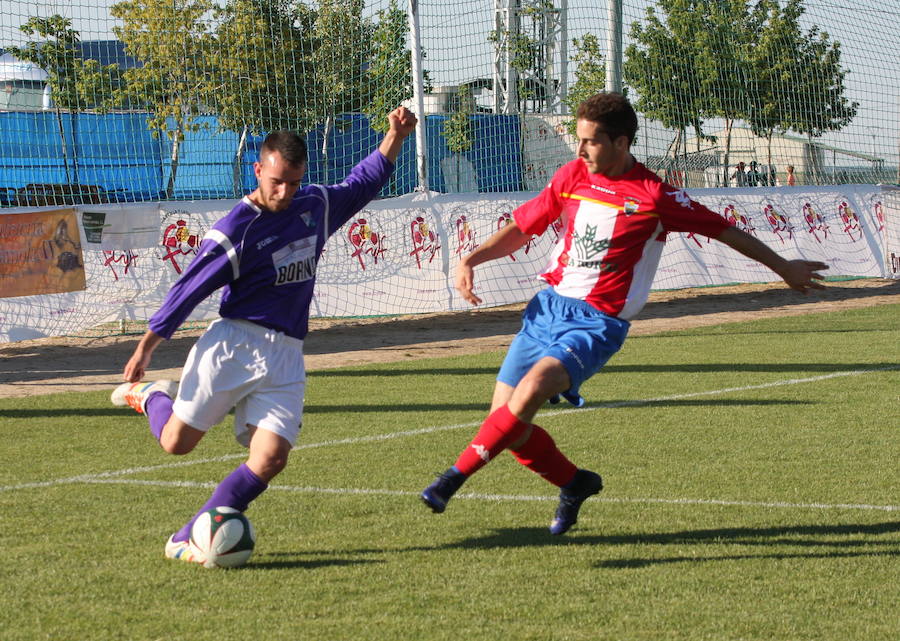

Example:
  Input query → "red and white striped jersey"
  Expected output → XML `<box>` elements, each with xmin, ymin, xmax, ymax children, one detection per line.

<box><xmin>514</xmin><ymin>158</ymin><xmax>732</xmax><ymax>320</ymax></box>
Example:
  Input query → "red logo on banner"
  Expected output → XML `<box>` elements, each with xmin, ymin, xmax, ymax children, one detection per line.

<box><xmin>409</xmin><ymin>216</ymin><xmax>440</xmax><ymax>269</ymax></box>
<box><xmin>160</xmin><ymin>215</ymin><xmax>205</xmax><ymax>274</ymax></box>
<box><xmin>723</xmin><ymin>204</ymin><xmax>756</xmax><ymax>236</ymax></box>
<box><xmin>874</xmin><ymin>201</ymin><xmax>884</xmax><ymax>233</ymax></box>
<box><xmin>763</xmin><ymin>204</ymin><xmax>793</xmax><ymax>243</ymax></box>
<box><xmin>455</xmin><ymin>215</ymin><xmax>478</xmax><ymax>257</ymax></box>
<box><xmin>347</xmin><ymin>218</ymin><xmax>386</xmax><ymax>270</ymax></box>
<box><xmin>102</xmin><ymin>249</ymin><xmax>139</xmax><ymax>281</ymax></box>
<box><xmin>802</xmin><ymin>203</ymin><xmax>829</xmax><ymax>244</ymax></box>
<box><xmin>838</xmin><ymin>201</ymin><xmax>862</xmax><ymax>242</ymax></box>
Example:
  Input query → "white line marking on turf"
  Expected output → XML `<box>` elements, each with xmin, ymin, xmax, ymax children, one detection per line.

<box><xmin>3</xmin><ymin>365</ymin><xmax>896</xmax><ymax>495</ymax></box>
<box><xmin>75</xmin><ymin>478</ymin><xmax>900</xmax><ymax>512</ymax></box>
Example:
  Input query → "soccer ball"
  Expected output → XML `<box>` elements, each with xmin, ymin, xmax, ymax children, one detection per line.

<box><xmin>189</xmin><ymin>506</ymin><xmax>256</xmax><ymax>569</ymax></box>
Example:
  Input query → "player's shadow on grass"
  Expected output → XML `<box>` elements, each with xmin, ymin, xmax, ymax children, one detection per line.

<box><xmin>310</xmin><ymin>361</ymin><xmax>898</xmax><ymax>378</ymax></box>
<box><xmin>244</xmin><ymin>556</ymin><xmax>385</xmax><ymax>571</ymax></box>
<box><xmin>436</xmin><ymin>522</ymin><xmax>900</xmax><ymax>567</ymax></box>
<box><xmin>0</xmin><ymin>397</ymin><xmax>811</xmax><ymax>418</ymax></box>
<box><xmin>300</xmin><ymin>398</ymin><xmax>811</xmax><ymax>415</ymax></box>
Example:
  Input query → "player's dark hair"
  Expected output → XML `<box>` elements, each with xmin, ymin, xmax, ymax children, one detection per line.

<box><xmin>576</xmin><ymin>92</ymin><xmax>638</xmax><ymax>145</ymax></box>
<box><xmin>261</xmin><ymin>130</ymin><xmax>308</xmax><ymax>167</ymax></box>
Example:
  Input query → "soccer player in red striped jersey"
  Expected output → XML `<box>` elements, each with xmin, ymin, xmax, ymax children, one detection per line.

<box><xmin>420</xmin><ymin>92</ymin><xmax>828</xmax><ymax>534</ymax></box>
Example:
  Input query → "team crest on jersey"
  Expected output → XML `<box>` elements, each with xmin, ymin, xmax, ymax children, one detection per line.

<box><xmin>300</xmin><ymin>211</ymin><xmax>315</xmax><ymax>228</ymax></box>
<box><xmin>623</xmin><ymin>198</ymin><xmax>639</xmax><ymax>215</ymax></box>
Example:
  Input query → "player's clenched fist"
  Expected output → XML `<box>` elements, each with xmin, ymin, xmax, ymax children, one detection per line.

<box><xmin>388</xmin><ymin>106</ymin><xmax>417</xmax><ymax>135</ymax></box>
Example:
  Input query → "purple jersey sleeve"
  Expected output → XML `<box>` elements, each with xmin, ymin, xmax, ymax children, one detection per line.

<box><xmin>148</xmin><ymin>236</ymin><xmax>234</xmax><ymax>339</ymax></box>
<box><xmin>323</xmin><ymin>150</ymin><xmax>395</xmax><ymax>236</ymax></box>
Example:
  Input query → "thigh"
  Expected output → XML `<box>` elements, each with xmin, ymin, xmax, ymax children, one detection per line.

<box><xmin>496</xmin><ymin>290</ymin><xmax>555</xmax><ymax>388</ymax></box>
<box><xmin>233</xmin><ymin>350</ymin><xmax>305</xmax><ymax>448</ymax></box>
<box><xmin>173</xmin><ymin>323</ymin><xmax>263</xmax><ymax>432</ymax></box>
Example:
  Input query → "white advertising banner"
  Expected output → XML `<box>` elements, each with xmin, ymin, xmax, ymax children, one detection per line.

<box><xmin>0</xmin><ymin>185</ymin><xmax>895</xmax><ymax>342</ymax></box>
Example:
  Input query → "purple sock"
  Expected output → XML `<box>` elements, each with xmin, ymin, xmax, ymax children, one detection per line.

<box><xmin>145</xmin><ymin>391</ymin><xmax>173</xmax><ymax>442</ymax></box>
<box><xmin>172</xmin><ymin>463</ymin><xmax>268</xmax><ymax>542</ymax></box>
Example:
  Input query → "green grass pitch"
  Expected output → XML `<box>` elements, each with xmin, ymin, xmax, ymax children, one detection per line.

<box><xmin>1</xmin><ymin>304</ymin><xmax>898</xmax><ymax>641</ymax></box>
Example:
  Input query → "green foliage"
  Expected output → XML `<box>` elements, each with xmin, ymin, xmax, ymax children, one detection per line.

<box><xmin>6</xmin><ymin>15</ymin><xmax>122</xmax><ymax>112</ymax></box>
<box><xmin>111</xmin><ymin>0</ymin><xmax>217</xmax><ymax>197</ymax></box>
<box><xmin>563</xmin><ymin>33</ymin><xmax>607</xmax><ymax>136</ymax></box>
<box><xmin>625</xmin><ymin>0</ymin><xmax>857</xmax><ymax>171</ymax></box>
<box><xmin>111</xmin><ymin>0</ymin><xmax>215</xmax><ymax>139</ymax></box>
<box><xmin>746</xmin><ymin>0</ymin><xmax>857</xmax><ymax>169</ymax></box>
<box><xmin>441</xmin><ymin>84</ymin><xmax>474</xmax><ymax>154</ymax></box>
<box><xmin>365</xmin><ymin>0</ymin><xmax>419</xmax><ymax>134</ymax></box>
<box><xmin>209</xmin><ymin>0</ymin><xmax>320</xmax><ymax>136</ymax></box>
<box><xmin>313</xmin><ymin>0</ymin><xmax>373</xmax><ymax>118</ymax></box>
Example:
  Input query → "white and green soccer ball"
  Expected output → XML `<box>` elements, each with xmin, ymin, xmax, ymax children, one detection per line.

<box><xmin>189</xmin><ymin>506</ymin><xmax>256</xmax><ymax>569</ymax></box>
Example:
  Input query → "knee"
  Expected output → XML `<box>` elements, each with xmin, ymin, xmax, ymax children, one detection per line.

<box><xmin>158</xmin><ymin>433</ymin><xmax>195</xmax><ymax>456</ymax></box>
<box><xmin>251</xmin><ymin>455</ymin><xmax>288</xmax><ymax>482</ymax></box>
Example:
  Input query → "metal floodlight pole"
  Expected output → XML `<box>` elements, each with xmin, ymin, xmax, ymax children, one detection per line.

<box><xmin>559</xmin><ymin>0</ymin><xmax>568</xmax><ymax>114</ymax></box>
<box><xmin>408</xmin><ymin>0</ymin><xmax>429</xmax><ymax>192</ymax></box>
<box><xmin>606</xmin><ymin>0</ymin><xmax>623</xmax><ymax>93</ymax></box>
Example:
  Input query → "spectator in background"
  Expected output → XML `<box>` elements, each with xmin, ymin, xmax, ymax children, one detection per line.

<box><xmin>731</xmin><ymin>161</ymin><xmax>747</xmax><ymax>187</ymax></box>
<box><xmin>768</xmin><ymin>165</ymin><xmax>777</xmax><ymax>187</ymax></box>
<box><xmin>747</xmin><ymin>161</ymin><xmax>762</xmax><ymax>187</ymax></box>
<box><xmin>786</xmin><ymin>165</ymin><xmax>797</xmax><ymax>186</ymax></box>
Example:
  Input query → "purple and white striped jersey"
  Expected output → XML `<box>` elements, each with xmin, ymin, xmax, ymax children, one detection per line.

<box><xmin>149</xmin><ymin>149</ymin><xmax>394</xmax><ymax>341</ymax></box>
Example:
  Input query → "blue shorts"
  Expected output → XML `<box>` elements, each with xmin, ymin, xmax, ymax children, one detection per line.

<box><xmin>497</xmin><ymin>288</ymin><xmax>630</xmax><ymax>407</ymax></box>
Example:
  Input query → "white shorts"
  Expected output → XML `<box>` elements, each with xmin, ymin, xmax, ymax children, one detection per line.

<box><xmin>173</xmin><ymin>318</ymin><xmax>306</xmax><ymax>448</ymax></box>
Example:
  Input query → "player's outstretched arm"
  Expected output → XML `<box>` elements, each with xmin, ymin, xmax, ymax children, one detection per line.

<box><xmin>123</xmin><ymin>329</ymin><xmax>165</xmax><ymax>383</ymax></box>
<box><xmin>717</xmin><ymin>226</ymin><xmax>829</xmax><ymax>294</ymax></box>
<box><xmin>456</xmin><ymin>221</ymin><xmax>532</xmax><ymax>305</ymax></box>
<box><xmin>378</xmin><ymin>106</ymin><xmax>418</xmax><ymax>164</ymax></box>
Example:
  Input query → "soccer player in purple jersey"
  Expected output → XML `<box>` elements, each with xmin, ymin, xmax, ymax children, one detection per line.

<box><xmin>112</xmin><ymin>106</ymin><xmax>417</xmax><ymax>564</ymax></box>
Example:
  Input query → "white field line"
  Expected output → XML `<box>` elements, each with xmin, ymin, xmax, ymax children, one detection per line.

<box><xmin>76</xmin><ymin>478</ymin><xmax>900</xmax><ymax>512</ymax></box>
<box><xmin>2</xmin><ymin>366</ymin><xmax>897</xmax><ymax>499</ymax></box>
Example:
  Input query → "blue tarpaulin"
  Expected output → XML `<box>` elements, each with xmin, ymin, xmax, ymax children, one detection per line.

<box><xmin>0</xmin><ymin>111</ymin><xmax>522</xmax><ymax>206</ymax></box>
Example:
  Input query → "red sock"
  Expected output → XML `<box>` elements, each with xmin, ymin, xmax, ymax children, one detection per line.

<box><xmin>454</xmin><ymin>405</ymin><xmax>530</xmax><ymax>476</ymax></box>
<box><xmin>508</xmin><ymin>424</ymin><xmax>578</xmax><ymax>487</ymax></box>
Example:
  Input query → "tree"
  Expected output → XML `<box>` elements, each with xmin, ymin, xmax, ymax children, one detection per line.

<box><xmin>563</xmin><ymin>33</ymin><xmax>606</xmax><ymax>136</ymax></box>
<box><xmin>364</xmin><ymin>0</ymin><xmax>420</xmax><ymax>134</ymax></box>
<box><xmin>111</xmin><ymin>0</ymin><xmax>217</xmax><ymax>199</ymax></box>
<box><xmin>312</xmin><ymin>0</ymin><xmax>374</xmax><ymax>183</ymax></box>
<box><xmin>7</xmin><ymin>15</ymin><xmax>120</xmax><ymax>186</ymax></box>
<box><xmin>743</xmin><ymin>0</ymin><xmax>856</xmax><ymax>181</ymax></box>
<box><xmin>207</xmin><ymin>0</ymin><xmax>319</xmax><ymax>195</ymax></box>
<box><xmin>440</xmin><ymin>84</ymin><xmax>475</xmax><ymax>192</ymax></box>
<box><xmin>624</xmin><ymin>1</ymin><xmax>710</xmax><ymax>169</ymax></box>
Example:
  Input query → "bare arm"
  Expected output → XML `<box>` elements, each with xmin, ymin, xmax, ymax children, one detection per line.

<box><xmin>456</xmin><ymin>221</ymin><xmax>533</xmax><ymax>305</ymax></box>
<box><xmin>717</xmin><ymin>226</ymin><xmax>829</xmax><ymax>293</ymax></box>
<box><xmin>378</xmin><ymin>106</ymin><xmax>418</xmax><ymax>164</ymax></box>
<box><xmin>123</xmin><ymin>329</ymin><xmax>165</xmax><ymax>383</ymax></box>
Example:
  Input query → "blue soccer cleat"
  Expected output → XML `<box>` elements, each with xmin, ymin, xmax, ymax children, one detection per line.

<box><xmin>549</xmin><ymin>469</ymin><xmax>603</xmax><ymax>535</ymax></box>
<box><xmin>420</xmin><ymin>468</ymin><xmax>467</xmax><ymax>514</ymax></box>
